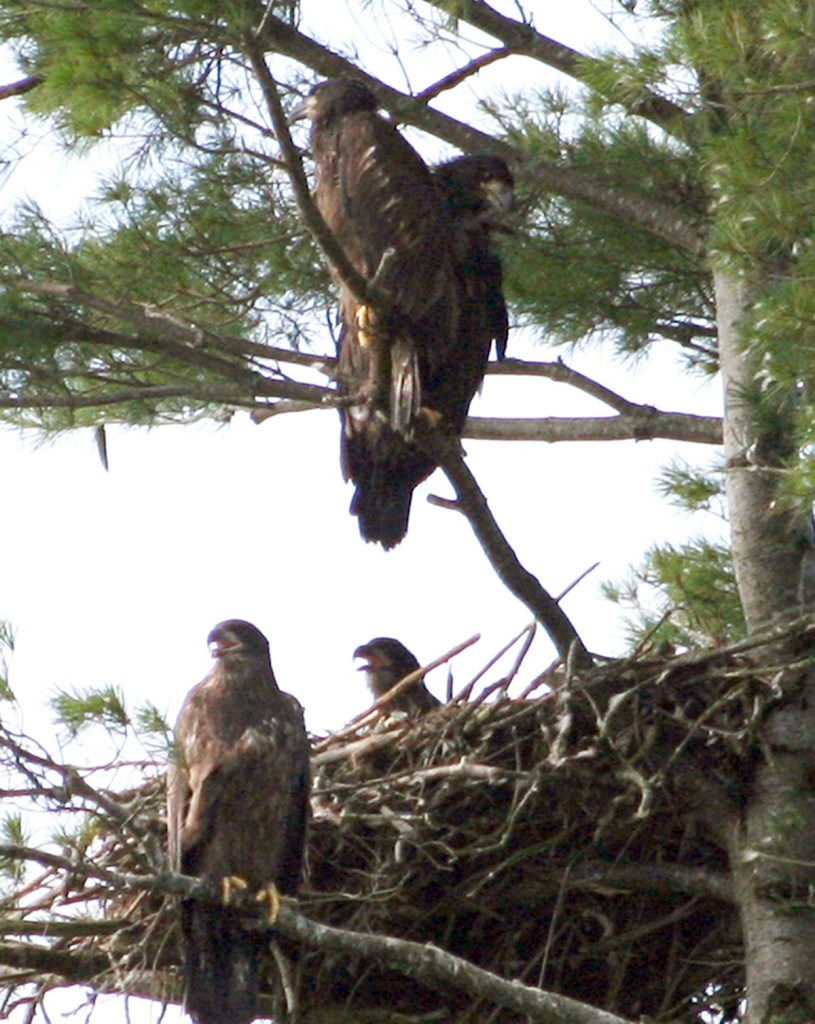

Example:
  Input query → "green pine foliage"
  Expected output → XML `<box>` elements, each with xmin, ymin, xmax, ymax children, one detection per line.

<box><xmin>0</xmin><ymin>103</ymin><xmax>329</xmax><ymax>430</ymax></box>
<box><xmin>0</xmin><ymin>812</ymin><xmax>29</xmax><ymax>884</ymax></box>
<box><xmin>134</xmin><ymin>701</ymin><xmax>173</xmax><ymax>756</ymax></box>
<box><xmin>50</xmin><ymin>684</ymin><xmax>130</xmax><ymax>737</ymax></box>
<box><xmin>50</xmin><ymin>684</ymin><xmax>173</xmax><ymax>757</ymax></box>
<box><xmin>83</xmin><ymin>149</ymin><xmax>329</xmax><ymax>331</ymax></box>
<box><xmin>500</xmin><ymin>88</ymin><xmax>713</xmax><ymax>365</ymax></box>
<box><xmin>0</xmin><ymin>2</ymin><xmax>250</xmax><ymax>141</ymax></box>
<box><xmin>0</xmin><ymin>620</ymin><xmax>15</xmax><ymax>701</ymax></box>
<box><xmin>656</xmin><ymin>458</ymin><xmax>725</xmax><ymax>516</ymax></box>
<box><xmin>603</xmin><ymin>537</ymin><xmax>745</xmax><ymax>651</ymax></box>
<box><xmin>605</xmin><ymin>459</ymin><xmax>739</xmax><ymax>651</ymax></box>
<box><xmin>0</xmin><ymin>2</ymin><xmax>332</xmax><ymax>431</ymax></box>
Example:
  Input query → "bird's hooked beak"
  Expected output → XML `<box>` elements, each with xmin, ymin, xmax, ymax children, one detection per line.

<box><xmin>353</xmin><ymin>646</ymin><xmax>377</xmax><ymax>672</ymax></box>
<box><xmin>210</xmin><ymin>637</ymin><xmax>240</xmax><ymax>659</ymax></box>
<box><xmin>483</xmin><ymin>178</ymin><xmax>515</xmax><ymax>216</ymax></box>
<box><xmin>290</xmin><ymin>93</ymin><xmax>316</xmax><ymax>122</ymax></box>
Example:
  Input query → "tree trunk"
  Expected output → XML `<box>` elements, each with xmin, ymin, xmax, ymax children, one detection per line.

<box><xmin>714</xmin><ymin>268</ymin><xmax>813</xmax><ymax>632</ymax></box>
<box><xmin>716</xmin><ymin>266</ymin><xmax>815</xmax><ymax>1022</ymax></box>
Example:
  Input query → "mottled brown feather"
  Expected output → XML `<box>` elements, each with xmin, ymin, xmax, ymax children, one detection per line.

<box><xmin>298</xmin><ymin>81</ymin><xmax>512</xmax><ymax>548</ymax></box>
<box><xmin>167</xmin><ymin>620</ymin><xmax>309</xmax><ymax>1024</ymax></box>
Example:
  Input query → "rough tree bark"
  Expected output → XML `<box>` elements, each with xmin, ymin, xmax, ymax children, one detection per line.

<box><xmin>715</xmin><ymin>266</ymin><xmax>815</xmax><ymax>1022</ymax></box>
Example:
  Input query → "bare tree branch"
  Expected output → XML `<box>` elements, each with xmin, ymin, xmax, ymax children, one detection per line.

<box><xmin>416</xmin><ymin>49</ymin><xmax>517</xmax><ymax>103</ymax></box>
<box><xmin>464</xmin><ymin>412</ymin><xmax>722</xmax><ymax>444</ymax></box>
<box><xmin>418</xmin><ymin>0</ymin><xmax>693</xmax><ymax>139</ymax></box>
<box><xmin>275</xmin><ymin>903</ymin><xmax>638</xmax><ymax>1024</ymax></box>
<box><xmin>490</xmin><ymin>357</ymin><xmax>662</xmax><ymax>415</ymax></box>
<box><xmin>419</xmin><ymin>429</ymin><xmax>594</xmax><ymax>670</ymax></box>
<box><xmin>0</xmin><ymin>74</ymin><xmax>44</xmax><ymax>102</ymax></box>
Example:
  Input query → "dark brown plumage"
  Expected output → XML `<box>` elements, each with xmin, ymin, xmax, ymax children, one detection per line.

<box><xmin>297</xmin><ymin>81</ymin><xmax>513</xmax><ymax>548</ymax></box>
<box><xmin>167</xmin><ymin>620</ymin><xmax>310</xmax><ymax>1024</ymax></box>
<box><xmin>354</xmin><ymin>636</ymin><xmax>441</xmax><ymax>715</ymax></box>
<box><xmin>432</xmin><ymin>154</ymin><xmax>515</xmax><ymax>363</ymax></box>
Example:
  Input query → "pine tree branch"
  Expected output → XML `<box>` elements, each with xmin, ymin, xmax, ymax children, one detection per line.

<box><xmin>0</xmin><ymin>74</ymin><xmax>44</xmax><ymax>102</ymax></box>
<box><xmin>416</xmin><ymin>49</ymin><xmax>516</xmax><ymax>102</ymax></box>
<box><xmin>2</xmin><ymin>305</ymin><xmax>721</xmax><ymax>438</ymax></box>
<box><xmin>490</xmin><ymin>357</ymin><xmax>659</xmax><ymax>414</ymax></box>
<box><xmin>0</xmin><ymin>941</ymin><xmax>109</xmax><ymax>983</ymax></box>
<box><xmin>0</xmin><ymin>386</ymin><xmax>323</xmax><ymax>412</ymax></box>
<box><xmin>464</xmin><ymin>412</ymin><xmax>721</xmax><ymax>444</ymax></box>
<box><xmin>419</xmin><ymin>0</ymin><xmax>693</xmax><ymax>139</ymax></box>
<box><xmin>275</xmin><ymin>903</ymin><xmax>637</xmax><ymax>1024</ymax></box>
<box><xmin>0</xmin><ymin>290</ymin><xmax>338</xmax><ymax>409</ymax></box>
<box><xmin>250</xmin><ymin>13</ymin><xmax>504</xmax><ymax>153</ymax></box>
<box><xmin>512</xmin><ymin>860</ymin><xmax>734</xmax><ymax>905</ymax></box>
<box><xmin>250</xmin><ymin>356</ymin><xmax>721</xmax><ymax>442</ymax></box>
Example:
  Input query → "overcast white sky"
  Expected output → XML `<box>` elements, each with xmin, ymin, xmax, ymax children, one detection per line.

<box><xmin>0</xmin><ymin>2</ymin><xmax>724</xmax><ymax>1019</ymax></box>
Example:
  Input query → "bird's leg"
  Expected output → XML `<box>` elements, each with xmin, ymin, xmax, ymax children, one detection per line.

<box><xmin>255</xmin><ymin>882</ymin><xmax>282</xmax><ymax>925</ymax></box>
<box><xmin>221</xmin><ymin>875</ymin><xmax>248</xmax><ymax>905</ymax></box>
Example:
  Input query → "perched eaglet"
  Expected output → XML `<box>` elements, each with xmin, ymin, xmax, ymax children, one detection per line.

<box><xmin>296</xmin><ymin>80</ymin><xmax>513</xmax><ymax>549</ymax></box>
<box><xmin>432</xmin><ymin>154</ymin><xmax>515</xmax><ymax>364</ymax></box>
<box><xmin>167</xmin><ymin>620</ymin><xmax>310</xmax><ymax>1024</ymax></box>
<box><xmin>355</xmin><ymin>636</ymin><xmax>441</xmax><ymax>715</ymax></box>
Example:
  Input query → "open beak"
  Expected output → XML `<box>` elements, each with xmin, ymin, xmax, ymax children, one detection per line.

<box><xmin>210</xmin><ymin>638</ymin><xmax>238</xmax><ymax>658</ymax></box>
<box><xmin>353</xmin><ymin>645</ymin><xmax>377</xmax><ymax>671</ymax></box>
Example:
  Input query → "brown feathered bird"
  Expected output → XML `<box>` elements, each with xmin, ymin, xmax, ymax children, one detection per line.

<box><xmin>167</xmin><ymin>620</ymin><xmax>310</xmax><ymax>1024</ymax></box>
<box><xmin>354</xmin><ymin>636</ymin><xmax>441</xmax><ymax>715</ymax></box>
<box><xmin>432</xmin><ymin>154</ymin><xmax>515</xmax><ymax>364</ymax></box>
<box><xmin>295</xmin><ymin>79</ymin><xmax>456</xmax><ymax>548</ymax></box>
<box><xmin>297</xmin><ymin>81</ymin><xmax>514</xmax><ymax>548</ymax></box>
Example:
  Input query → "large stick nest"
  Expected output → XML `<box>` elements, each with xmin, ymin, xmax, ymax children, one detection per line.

<box><xmin>297</xmin><ymin>637</ymin><xmax>766</xmax><ymax>1024</ymax></box>
<box><xmin>5</xmin><ymin>625</ymin><xmax>811</xmax><ymax>1022</ymax></box>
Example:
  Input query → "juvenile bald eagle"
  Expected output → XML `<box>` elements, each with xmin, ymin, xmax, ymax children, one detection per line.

<box><xmin>167</xmin><ymin>620</ymin><xmax>310</xmax><ymax>1024</ymax></box>
<box><xmin>432</xmin><ymin>154</ymin><xmax>515</xmax><ymax>365</ymax></box>
<box><xmin>355</xmin><ymin>636</ymin><xmax>441</xmax><ymax>715</ymax></box>
<box><xmin>297</xmin><ymin>80</ymin><xmax>513</xmax><ymax>548</ymax></box>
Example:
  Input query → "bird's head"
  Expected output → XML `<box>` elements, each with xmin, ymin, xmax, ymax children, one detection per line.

<box><xmin>354</xmin><ymin>637</ymin><xmax>421</xmax><ymax>688</ymax></box>
<box><xmin>433</xmin><ymin>154</ymin><xmax>515</xmax><ymax>222</ymax></box>
<box><xmin>479</xmin><ymin>159</ymin><xmax>516</xmax><ymax>218</ymax></box>
<box><xmin>292</xmin><ymin>78</ymin><xmax>379</xmax><ymax>125</ymax></box>
<box><xmin>207</xmin><ymin>620</ymin><xmax>270</xmax><ymax>661</ymax></box>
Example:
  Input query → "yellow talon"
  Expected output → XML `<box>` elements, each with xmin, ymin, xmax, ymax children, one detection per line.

<box><xmin>356</xmin><ymin>305</ymin><xmax>374</xmax><ymax>348</ymax></box>
<box><xmin>221</xmin><ymin>875</ymin><xmax>248</xmax><ymax>905</ymax></box>
<box><xmin>255</xmin><ymin>882</ymin><xmax>282</xmax><ymax>925</ymax></box>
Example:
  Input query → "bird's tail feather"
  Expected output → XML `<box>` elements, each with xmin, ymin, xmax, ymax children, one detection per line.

<box><xmin>351</xmin><ymin>474</ymin><xmax>414</xmax><ymax>549</ymax></box>
<box><xmin>183</xmin><ymin>901</ymin><xmax>264</xmax><ymax>1024</ymax></box>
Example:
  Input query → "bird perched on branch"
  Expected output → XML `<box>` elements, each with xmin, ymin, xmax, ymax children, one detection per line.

<box><xmin>167</xmin><ymin>620</ymin><xmax>310</xmax><ymax>1024</ymax></box>
<box><xmin>296</xmin><ymin>79</ymin><xmax>513</xmax><ymax>548</ymax></box>
<box><xmin>432</xmin><ymin>154</ymin><xmax>515</xmax><ymax>365</ymax></box>
<box><xmin>355</xmin><ymin>636</ymin><xmax>441</xmax><ymax>715</ymax></box>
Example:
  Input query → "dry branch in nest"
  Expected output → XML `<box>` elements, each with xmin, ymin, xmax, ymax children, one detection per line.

<box><xmin>1</xmin><ymin>620</ymin><xmax>814</xmax><ymax>1022</ymax></box>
